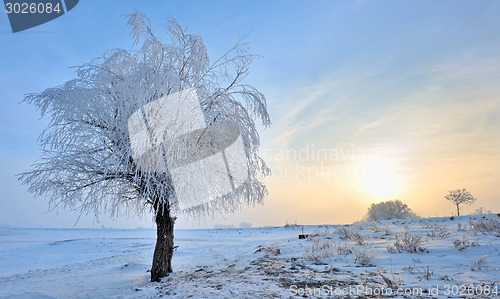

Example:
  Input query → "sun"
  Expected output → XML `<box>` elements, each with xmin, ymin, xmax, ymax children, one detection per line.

<box><xmin>357</xmin><ymin>159</ymin><xmax>403</xmax><ymax>199</ymax></box>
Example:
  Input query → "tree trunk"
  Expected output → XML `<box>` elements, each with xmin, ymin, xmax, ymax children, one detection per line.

<box><xmin>151</xmin><ymin>208</ymin><xmax>176</xmax><ymax>282</ymax></box>
<box><xmin>457</xmin><ymin>204</ymin><xmax>460</xmax><ymax>216</ymax></box>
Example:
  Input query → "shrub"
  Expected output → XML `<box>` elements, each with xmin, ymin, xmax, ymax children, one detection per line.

<box><xmin>452</xmin><ymin>236</ymin><xmax>479</xmax><ymax>251</ymax></box>
<box><xmin>368</xmin><ymin>222</ymin><xmax>381</xmax><ymax>233</ymax></box>
<box><xmin>474</xmin><ymin>207</ymin><xmax>492</xmax><ymax>215</ymax></box>
<box><xmin>382</xmin><ymin>226</ymin><xmax>392</xmax><ymax>236</ymax></box>
<box><xmin>255</xmin><ymin>242</ymin><xmax>281</xmax><ymax>255</ymax></box>
<box><xmin>353</xmin><ymin>247</ymin><xmax>377</xmax><ymax>266</ymax></box>
<box><xmin>304</xmin><ymin>238</ymin><xmax>335</xmax><ymax>261</ymax></box>
<box><xmin>471</xmin><ymin>255</ymin><xmax>488</xmax><ymax>271</ymax></box>
<box><xmin>335</xmin><ymin>243</ymin><xmax>354</xmax><ymax>260</ymax></box>
<box><xmin>416</xmin><ymin>266</ymin><xmax>434</xmax><ymax>281</ymax></box>
<box><xmin>378</xmin><ymin>269</ymin><xmax>402</xmax><ymax>288</ymax></box>
<box><xmin>468</xmin><ymin>216</ymin><xmax>500</xmax><ymax>236</ymax></box>
<box><xmin>267</xmin><ymin>242</ymin><xmax>282</xmax><ymax>255</ymax></box>
<box><xmin>335</xmin><ymin>225</ymin><xmax>353</xmax><ymax>240</ymax></box>
<box><xmin>387</xmin><ymin>228</ymin><xmax>426</xmax><ymax>253</ymax></box>
<box><xmin>351</xmin><ymin>232</ymin><xmax>371</xmax><ymax>245</ymax></box>
<box><xmin>425</xmin><ymin>224</ymin><xmax>450</xmax><ymax>239</ymax></box>
<box><xmin>363</xmin><ymin>200</ymin><xmax>419</xmax><ymax>221</ymax></box>
<box><xmin>457</xmin><ymin>223</ymin><xmax>467</xmax><ymax>232</ymax></box>
<box><xmin>402</xmin><ymin>263</ymin><xmax>416</xmax><ymax>274</ymax></box>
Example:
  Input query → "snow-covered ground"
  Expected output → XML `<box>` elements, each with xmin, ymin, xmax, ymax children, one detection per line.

<box><xmin>1</xmin><ymin>215</ymin><xmax>499</xmax><ymax>298</ymax></box>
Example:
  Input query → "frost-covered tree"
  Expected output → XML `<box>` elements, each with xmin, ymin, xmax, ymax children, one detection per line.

<box><xmin>445</xmin><ymin>188</ymin><xmax>476</xmax><ymax>216</ymax></box>
<box><xmin>363</xmin><ymin>199</ymin><xmax>418</xmax><ymax>221</ymax></box>
<box><xmin>19</xmin><ymin>13</ymin><xmax>270</xmax><ymax>282</ymax></box>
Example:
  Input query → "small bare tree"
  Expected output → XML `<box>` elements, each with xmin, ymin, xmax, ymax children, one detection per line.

<box><xmin>445</xmin><ymin>188</ymin><xmax>476</xmax><ymax>216</ymax></box>
<box><xmin>19</xmin><ymin>13</ymin><xmax>270</xmax><ymax>282</ymax></box>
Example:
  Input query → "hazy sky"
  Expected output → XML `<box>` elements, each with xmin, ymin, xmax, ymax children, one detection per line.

<box><xmin>1</xmin><ymin>0</ymin><xmax>499</xmax><ymax>229</ymax></box>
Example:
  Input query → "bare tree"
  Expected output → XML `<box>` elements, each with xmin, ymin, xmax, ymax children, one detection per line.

<box><xmin>445</xmin><ymin>188</ymin><xmax>476</xmax><ymax>216</ymax></box>
<box><xmin>19</xmin><ymin>13</ymin><xmax>271</xmax><ymax>282</ymax></box>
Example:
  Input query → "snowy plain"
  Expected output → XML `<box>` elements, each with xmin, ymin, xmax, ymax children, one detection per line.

<box><xmin>0</xmin><ymin>215</ymin><xmax>499</xmax><ymax>298</ymax></box>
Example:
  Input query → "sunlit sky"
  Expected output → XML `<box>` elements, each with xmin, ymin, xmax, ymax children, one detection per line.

<box><xmin>1</xmin><ymin>1</ymin><xmax>499</xmax><ymax>229</ymax></box>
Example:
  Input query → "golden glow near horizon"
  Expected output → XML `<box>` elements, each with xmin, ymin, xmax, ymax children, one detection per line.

<box><xmin>253</xmin><ymin>51</ymin><xmax>500</xmax><ymax>228</ymax></box>
<box><xmin>357</xmin><ymin>159</ymin><xmax>403</xmax><ymax>200</ymax></box>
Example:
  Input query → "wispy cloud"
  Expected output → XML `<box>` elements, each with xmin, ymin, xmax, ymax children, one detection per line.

<box><xmin>268</xmin><ymin>68</ymin><xmax>383</xmax><ymax>150</ymax></box>
<box><xmin>270</xmin><ymin>85</ymin><xmax>334</xmax><ymax>149</ymax></box>
<box><xmin>357</xmin><ymin>119</ymin><xmax>384</xmax><ymax>135</ymax></box>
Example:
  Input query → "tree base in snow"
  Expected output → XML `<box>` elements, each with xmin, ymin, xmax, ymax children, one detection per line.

<box><xmin>151</xmin><ymin>211</ymin><xmax>176</xmax><ymax>282</ymax></box>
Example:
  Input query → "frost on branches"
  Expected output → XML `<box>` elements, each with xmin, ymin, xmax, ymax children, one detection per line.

<box><xmin>363</xmin><ymin>200</ymin><xmax>419</xmax><ymax>221</ymax></box>
<box><xmin>19</xmin><ymin>13</ymin><xmax>271</xmax><ymax>282</ymax></box>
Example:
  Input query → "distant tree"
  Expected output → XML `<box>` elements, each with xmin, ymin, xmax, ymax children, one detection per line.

<box><xmin>363</xmin><ymin>199</ymin><xmax>418</xmax><ymax>221</ymax></box>
<box><xmin>445</xmin><ymin>188</ymin><xmax>476</xmax><ymax>216</ymax></box>
<box><xmin>19</xmin><ymin>13</ymin><xmax>270</xmax><ymax>282</ymax></box>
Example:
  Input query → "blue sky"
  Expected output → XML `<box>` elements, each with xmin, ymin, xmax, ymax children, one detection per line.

<box><xmin>1</xmin><ymin>1</ymin><xmax>499</xmax><ymax>229</ymax></box>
